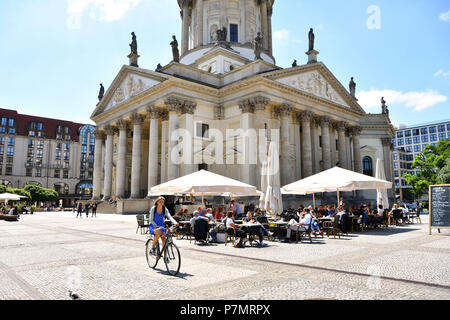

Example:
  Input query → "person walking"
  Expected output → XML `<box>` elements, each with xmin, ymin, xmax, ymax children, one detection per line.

<box><xmin>85</xmin><ymin>203</ymin><xmax>90</xmax><ymax>218</ymax></box>
<box><xmin>76</xmin><ymin>202</ymin><xmax>83</xmax><ymax>218</ymax></box>
<box><xmin>91</xmin><ymin>202</ymin><xmax>97</xmax><ymax>218</ymax></box>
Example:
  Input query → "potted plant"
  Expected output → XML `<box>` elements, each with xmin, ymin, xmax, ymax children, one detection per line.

<box><xmin>30</xmin><ymin>205</ymin><xmax>36</xmax><ymax>215</ymax></box>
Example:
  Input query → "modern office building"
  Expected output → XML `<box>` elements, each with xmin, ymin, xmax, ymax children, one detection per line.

<box><xmin>392</xmin><ymin>119</ymin><xmax>450</xmax><ymax>200</ymax></box>
<box><xmin>0</xmin><ymin>108</ymin><xmax>96</xmax><ymax>206</ymax></box>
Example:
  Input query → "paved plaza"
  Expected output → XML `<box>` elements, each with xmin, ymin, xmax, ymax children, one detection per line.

<box><xmin>0</xmin><ymin>211</ymin><xmax>449</xmax><ymax>300</ymax></box>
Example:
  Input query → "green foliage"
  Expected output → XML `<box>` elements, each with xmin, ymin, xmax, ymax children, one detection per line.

<box><xmin>437</xmin><ymin>157</ymin><xmax>450</xmax><ymax>184</ymax></box>
<box><xmin>404</xmin><ymin>139</ymin><xmax>450</xmax><ymax>198</ymax></box>
<box><xmin>0</xmin><ymin>185</ymin><xmax>6</xmax><ymax>194</ymax></box>
<box><xmin>6</xmin><ymin>188</ymin><xmax>32</xmax><ymax>201</ymax></box>
<box><xmin>23</xmin><ymin>185</ymin><xmax>59</xmax><ymax>203</ymax></box>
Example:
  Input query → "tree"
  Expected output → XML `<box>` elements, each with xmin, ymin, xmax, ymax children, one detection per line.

<box><xmin>0</xmin><ymin>185</ymin><xmax>6</xmax><ymax>194</ymax></box>
<box><xmin>6</xmin><ymin>188</ymin><xmax>32</xmax><ymax>202</ymax></box>
<box><xmin>23</xmin><ymin>185</ymin><xmax>59</xmax><ymax>203</ymax></box>
<box><xmin>437</xmin><ymin>157</ymin><xmax>450</xmax><ymax>184</ymax></box>
<box><xmin>404</xmin><ymin>139</ymin><xmax>450</xmax><ymax>198</ymax></box>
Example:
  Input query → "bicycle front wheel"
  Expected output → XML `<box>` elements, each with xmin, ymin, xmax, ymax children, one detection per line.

<box><xmin>164</xmin><ymin>243</ymin><xmax>181</xmax><ymax>276</ymax></box>
<box><xmin>145</xmin><ymin>238</ymin><xmax>160</xmax><ymax>269</ymax></box>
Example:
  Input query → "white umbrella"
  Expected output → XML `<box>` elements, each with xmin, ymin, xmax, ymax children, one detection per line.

<box><xmin>149</xmin><ymin>170</ymin><xmax>258</xmax><ymax>198</ymax></box>
<box><xmin>264</xmin><ymin>142</ymin><xmax>283</xmax><ymax>215</ymax></box>
<box><xmin>259</xmin><ymin>161</ymin><xmax>268</xmax><ymax>209</ymax></box>
<box><xmin>282</xmin><ymin>167</ymin><xmax>392</xmax><ymax>203</ymax></box>
<box><xmin>376</xmin><ymin>158</ymin><xmax>390</xmax><ymax>211</ymax></box>
<box><xmin>0</xmin><ymin>193</ymin><xmax>28</xmax><ymax>204</ymax></box>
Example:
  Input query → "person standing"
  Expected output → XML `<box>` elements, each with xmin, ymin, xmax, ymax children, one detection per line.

<box><xmin>91</xmin><ymin>202</ymin><xmax>97</xmax><ymax>218</ymax></box>
<box><xmin>85</xmin><ymin>203</ymin><xmax>90</xmax><ymax>218</ymax></box>
<box><xmin>76</xmin><ymin>202</ymin><xmax>83</xmax><ymax>218</ymax></box>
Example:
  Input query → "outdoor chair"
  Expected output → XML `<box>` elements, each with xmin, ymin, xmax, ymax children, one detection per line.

<box><xmin>392</xmin><ymin>209</ymin><xmax>403</xmax><ymax>225</ymax></box>
<box><xmin>295</xmin><ymin>224</ymin><xmax>312</xmax><ymax>243</ymax></box>
<box><xmin>323</xmin><ymin>220</ymin><xmax>341</xmax><ymax>239</ymax></box>
<box><xmin>411</xmin><ymin>211</ymin><xmax>422</xmax><ymax>224</ymax></box>
<box><xmin>193</xmin><ymin>219</ymin><xmax>209</xmax><ymax>245</ymax></box>
<box><xmin>247</xmin><ymin>226</ymin><xmax>262</xmax><ymax>246</ymax></box>
<box><xmin>136</xmin><ymin>215</ymin><xmax>149</xmax><ymax>234</ymax></box>
<box><xmin>176</xmin><ymin>223</ymin><xmax>191</xmax><ymax>240</ymax></box>
<box><xmin>225</xmin><ymin>227</ymin><xmax>236</xmax><ymax>246</ymax></box>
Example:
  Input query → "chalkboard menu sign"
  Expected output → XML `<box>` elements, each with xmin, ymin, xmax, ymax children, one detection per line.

<box><xmin>429</xmin><ymin>185</ymin><xmax>450</xmax><ymax>234</ymax></box>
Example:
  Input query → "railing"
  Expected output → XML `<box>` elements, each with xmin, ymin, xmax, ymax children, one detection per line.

<box><xmin>24</xmin><ymin>162</ymin><xmax>71</xmax><ymax>170</ymax></box>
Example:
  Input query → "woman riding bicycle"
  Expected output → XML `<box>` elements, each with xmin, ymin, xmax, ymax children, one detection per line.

<box><xmin>149</xmin><ymin>196</ymin><xmax>179</xmax><ymax>255</ymax></box>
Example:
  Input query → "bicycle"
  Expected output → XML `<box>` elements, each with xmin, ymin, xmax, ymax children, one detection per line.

<box><xmin>145</xmin><ymin>226</ymin><xmax>181</xmax><ymax>276</ymax></box>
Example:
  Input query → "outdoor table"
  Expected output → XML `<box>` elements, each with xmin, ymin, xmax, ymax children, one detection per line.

<box><xmin>267</xmin><ymin>221</ymin><xmax>288</xmax><ymax>241</ymax></box>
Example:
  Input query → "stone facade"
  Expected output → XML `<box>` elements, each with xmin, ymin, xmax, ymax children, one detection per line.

<box><xmin>90</xmin><ymin>0</ymin><xmax>395</xmax><ymax>210</ymax></box>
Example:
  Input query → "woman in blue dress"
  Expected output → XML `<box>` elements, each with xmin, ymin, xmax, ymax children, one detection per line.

<box><xmin>149</xmin><ymin>196</ymin><xmax>178</xmax><ymax>255</ymax></box>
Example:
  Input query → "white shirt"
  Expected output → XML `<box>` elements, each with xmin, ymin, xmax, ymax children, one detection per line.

<box><xmin>225</xmin><ymin>217</ymin><xmax>234</xmax><ymax>228</ymax></box>
<box><xmin>300</xmin><ymin>213</ymin><xmax>312</xmax><ymax>226</ymax></box>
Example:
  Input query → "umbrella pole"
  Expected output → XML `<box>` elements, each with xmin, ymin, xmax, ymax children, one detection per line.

<box><xmin>313</xmin><ymin>193</ymin><xmax>316</xmax><ymax>209</ymax></box>
<box><xmin>337</xmin><ymin>189</ymin><xmax>340</xmax><ymax>207</ymax></box>
<box><xmin>202</xmin><ymin>193</ymin><xmax>205</xmax><ymax>207</ymax></box>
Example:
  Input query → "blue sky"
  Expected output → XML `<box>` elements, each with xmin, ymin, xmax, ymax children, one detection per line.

<box><xmin>0</xmin><ymin>0</ymin><xmax>449</xmax><ymax>127</ymax></box>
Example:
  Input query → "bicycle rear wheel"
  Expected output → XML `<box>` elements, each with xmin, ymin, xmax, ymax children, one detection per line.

<box><xmin>164</xmin><ymin>242</ymin><xmax>181</xmax><ymax>276</ymax></box>
<box><xmin>145</xmin><ymin>239</ymin><xmax>160</xmax><ymax>269</ymax></box>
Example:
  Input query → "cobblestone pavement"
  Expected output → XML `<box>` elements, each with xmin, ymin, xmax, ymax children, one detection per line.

<box><xmin>0</xmin><ymin>211</ymin><xmax>449</xmax><ymax>300</ymax></box>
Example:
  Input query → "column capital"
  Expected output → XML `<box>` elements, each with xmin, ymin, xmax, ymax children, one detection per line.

<box><xmin>336</xmin><ymin>121</ymin><xmax>349</xmax><ymax>132</ymax></box>
<box><xmin>350</xmin><ymin>125</ymin><xmax>362</xmax><ymax>135</ymax></box>
<box><xmin>298</xmin><ymin>110</ymin><xmax>314</xmax><ymax>122</ymax></box>
<box><xmin>381</xmin><ymin>137</ymin><xmax>392</xmax><ymax>147</ymax></box>
<box><xmin>279</xmin><ymin>103</ymin><xmax>293</xmax><ymax>118</ymax></box>
<box><xmin>181</xmin><ymin>100</ymin><xmax>197</xmax><ymax>115</ymax></box>
<box><xmin>93</xmin><ymin>130</ymin><xmax>106</xmax><ymax>140</ymax></box>
<box><xmin>146</xmin><ymin>105</ymin><xmax>161</xmax><ymax>119</ymax></box>
<box><xmin>319</xmin><ymin>115</ymin><xmax>332</xmax><ymax>126</ymax></box>
<box><xmin>130</xmin><ymin>113</ymin><xmax>145</xmax><ymax>125</ymax></box>
<box><xmin>116</xmin><ymin>119</ymin><xmax>129</xmax><ymax>131</ymax></box>
<box><xmin>251</xmin><ymin>95</ymin><xmax>270</xmax><ymax>111</ymax></box>
<box><xmin>214</xmin><ymin>105</ymin><xmax>225</xmax><ymax>120</ymax></box>
<box><xmin>160</xmin><ymin>109</ymin><xmax>169</xmax><ymax>121</ymax></box>
<box><xmin>239</xmin><ymin>99</ymin><xmax>255</xmax><ymax>114</ymax></box>
<box><xmin>103</xmin><ymin>125</ymin><xmax>115</xmax><ymax>136</ymax></box>
<box><xmin>164</xmin><ymin>96</ymin><xmax>184</xmax><ymax>113</ymax></box>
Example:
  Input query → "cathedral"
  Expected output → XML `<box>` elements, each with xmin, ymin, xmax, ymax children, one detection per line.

<box><xmin>90</xmin><ymin>0</ymin><xmax>395</xmax><ymax>213</ymax></box>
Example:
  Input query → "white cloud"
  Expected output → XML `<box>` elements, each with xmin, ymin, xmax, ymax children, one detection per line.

<box><xmin>273</xmin><ymin>29</ymin><xmax>291</xmax><ymax>41</ymax></box>
<box><xmin>440</xmin><ymin>10</ymin><xmax>450</xmax><ymax>22</ymax></box>
<box><xmin>67</xmin><ymin>0</ymin><xmax>141</xmax><ymax>29</ymax></box>
<box><xmin>357</xmin><ymin>89</ymin><xmax>448</xmax><ymax>112</ymax></box>
<box><xmin>434</xmin><ymin>69</ymin><xmax>450</xmax><ymax>78</ymax></box>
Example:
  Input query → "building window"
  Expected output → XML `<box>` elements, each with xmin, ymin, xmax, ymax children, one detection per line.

<box><xmin>230</xmin><ymin>24</ymin><xmax>238</xmax><ymax>42</ymax></box>
<box><xmin>1</xmin><ymin>118</ymin><xmax>7</xmax><ymax>125</ymax></box>
<box><xmin>0</xmin><ymin>137</ymin><xmax>4</xmax><ymax>145</ymax></box>
<box><xmin>54</xmin><ymin>170</ymin><xmax>60</xmax><ymax>178</ymax></box>
<box><xmin>362</xmin><ymin>156</ymin><xmax>373</xmax><ymax>176</ymax></box>
<box><xmin>393</xmin><ymin>154</ymin><xmax>398</xmax><ymax>160</ymax></box>
<box><xmin>413</xmin><ymin>137</ymin><xmax>420</xmax><ymax>144</ymax></box>
<box><xmin>429</xmin><ymin>126</ymin><xmax>437</xmax><ymax>134</ymax></box>
<box><xmin>438</xmin><ymin>125</ymin><xmax>446</xmax><ymax>132</ymax></box>
<box><xmin>8</xmin><ymin>138</ymin><xmax>15</xmax><ymax>146</ymax></box>
<box><xmin>8</xmin><ymin>128</ymin><xmax>15</xmax><ymax>135</ymax></box>
<box><xmin>405</xmin><ymin>138</ymin><xmax>412</xmax><ymax>145</ymax></box>
<box><xmin>421</xmin><ymin>128</ymin><xmax>428</xmax><ymax>135</ymax></box>
<box><xmin>406</xmin><ymin>146</ymin><xmax>412</xmax><ymax>152</ymax></box>
<box><xmin>404</xmin><ymin>130</ymin><xmax>411</xmax><ymax>137</ymax></box>
<box><xmin>439</xmin><ymin>133</ymin><xmax>446</xmax><ymax>140</ymax></box>
<box><xmin>37</xmin><ymin>122</ymin><xmax>43</xmax><ymax>131</ymax></box>
<box><xmin>196</xmin><ymin>123</ymin><xmax>210</xmax><ymax>139</ymax></box>
<box><xmin>55</xmin><ymin>152</ymin><xmax>61</xmax><ymax>160</ymax></box>
<box><xmin>397</xmin><ymin>139</ymin><xmax>404</xmax><ymax>146</ymax></box>
<box><xmin>0</xmin><ymin>127</ymin><xmax>6</xmax><ymax>134</ymax></box>
<box><xmin>394</xmin><ymin>162</ymin><xmax>399</xmax><ymax>169</ymax></box>
<box><xmin>64</xmin><ymin>143</ymin><xmax>70</xmax><ymax>151</ymax></box>
<box><xmin>447</xmin><ymin>124</ymin><xmax>450</xmax><ymax>131</ymax></box>
<box><xmin>430</xmin><ymin>134</ymin><xmax>437</xmax><ymax>142</ymax></box>
<box><xmin>397</xmin><ymin>132</ymin><xmax>403</xmax><ymax>138</ymax></box>
<box><xmin>414</xmin><ymin>145</ymin><xmax>421</xmax><ymax>152</ymax></box>
<box><xmin>26</xmin><ymin>168</ymin><xmax>33</xmax><ymax>177</ymax></box>
<box><xmin>422</xmin><ymin>135</ymin><xmax>428</xmax><ymax>143</ymax></box>
<box><xmin>413</xmin><ymin>129</ymin><xmax>420</xmax><ymax>136</ymax></box>
<box><xmin>63</xmin><ymin>170</ymin><xmax>69</xmax><ymax>179</ymax></box>
<box><xmin>8</xmin><ymin>118</ymin><xmax>15</xmax><ymax>127</ymax></box>
<box><xmin>0</xmin><ymin>146</ymin><xmax>4</xmax><ymax>155</ymax></box>
<box><xmin>36</xmin><ymin>169</ymin><xmax>41</xmax><ymax>177</ymax></box>
<box><xmin>7</xmin><ymin>147</ymin><xmax>14</xmax><ymax>156</ymax></box>
<box><xmin>394</xmin><ymin>171</ymin><xmax>399</xmax><ymax>177</ymax></box>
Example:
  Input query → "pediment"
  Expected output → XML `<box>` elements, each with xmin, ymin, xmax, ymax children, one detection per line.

<box><xmin>276</xmin><ymin>70</ymin><xmax>349</xmax><ymax>107</ymax></box>
<box><xmin>91</xmin><ymin>66</ymin><xmax>168</xmax><ymax>118</ymax></box>
<box><xmin>265</xmin><ymin>63</ymin><xmax>366</xmax><ymax>114</ymax></box>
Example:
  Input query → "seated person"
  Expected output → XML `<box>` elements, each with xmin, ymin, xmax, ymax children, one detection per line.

<box><xmin>182</xmin><ymin>209</ymin><xmax>191</xmax><ymax>220</ymax></box>
<box><xmin>174</xmin><ymin>208</ymin><xmax>184</xmax><ymax>222</ymax></box>
<box><xmin>359</xmin><ymin>205</ymin><xmax>370</xmax><ymax>226</ymax></box>
<box><xmin>373</xmin><ymin>204</ymin><xmax>384</xmax><ymax>227</ymax></box>
<box><xmin>190</xmin><ymin>209</ymin><xmax>209</xmax><ymax>228</ymax></box>
<box><xmin>328</xmin><ymin>205</ymin><xmax>336</xmax><ymax>217</ymax></box>
<box><xmin>309</xmin><ymin>206</ymin><xmax>322</xmax><ymax>235</ymax></box>
<box><xmin>191</xmin><ymin>209</ymin><xmax>210</xmax><ymax>242</ymax></box>
<box><xmin>282</xmin><ymin>208</ymin><xmax>313</xmax><ymax>243</ymax></box>
<box><xmin>225</xmin><ymin>211</ymin><xmax>247</xmax><ymax>248</ymax></box>
<box><xmin>205</xmin><ymin>208</ymin><xmax>214</xmax><ymax>222</ymax></box>
<box><xmin>243</xmin><ymin>211</ymin><xmax>273</xmax><ymax>246</ymax></box>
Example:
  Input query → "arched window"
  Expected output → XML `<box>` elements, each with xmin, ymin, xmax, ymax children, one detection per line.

<box><xmin>362</xmin><ymin>156</ymin><xmax>373</xmax><ymax>176</ymax></box>
<box><xmin>54</xmin><ymin>183</ymin><xmax>69</xmax><ymax>195</ymax></box>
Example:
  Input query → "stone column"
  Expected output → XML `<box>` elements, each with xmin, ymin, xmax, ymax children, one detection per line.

<box><xmin>239</xmin><ymin>100</ymin><xmax>256</xmax><ymax>186</ymax></box>
<box><xmin>160</xmin><ymin>110</ymin><xmax>169</xmax><ymax>183</ymax></box>
<box><xmin>311</xmin><ymin>117</ymin><xmax>321</xmax><ymax>174</ymax></box>
<box><xmin>92</xmin><ymin>130</ymin><xmax>105</xmax><ymax>200</ymax></box>
<box><xmin>260</xmin><ymin>0</ymin><xmax>269</xmax><ymax>50</ymax></box>
<box><xmin>346</xmin><ymin>129</ymin><xmax>352</xmax><ymax>170</ymax></box>
<box><xmin>147</xmin><ymin>106</ymin><xmax>160</xmax><ymax>191</ymax></box>
<box><xmin>320</xmin><ymin>116</ymin><xmax>332</xmax><ymax>170</ymax></box>
<box><xmin>299</xmin><ymin>111</ymin><xmax>314</xmax><ymax>178</ymax></box>
<box><xmin>294</xmin><ymin>117</ymin><xmax>302</xmax><ymax>180</ymax></box>
<box><xmin>382</xmin><ymin>137</ymin><xmax>393</xmax><ymax>182</ymax></box>
<box><xmin>253</xmin><ymin>96</ymin><xmax>270</xmax><ymax>188</ymax></box>
<box><xmin>103</xmin><ymin>125</ymin><xmax>115</xmax><ymax>199</ymax></box>
<box><xmin>352</xmin><ymin>126</ymin><xmax>362</xmax><ymax>173</ymax></box>
<box><xmin>115</xmin><ymin>119</ymin><xmax>128</xmax><ymax>198</ymax></box>
<box><xmin>165</xmin><ymin>97</ymin><xmax>182</xmax><ymax>181</ymax></box>
<box><xmin>337</xmin><ymin>122</ymin><xmax>348</xmax><ymax>169</ymax></box>
<box><xmin>130</xmin><ymin>113</ymin><xmax>144</xmax><ymax>199</ymax></box>
<box><xmin>179</xmin><ymin>101</ymin><xmax>197</xmax><ymax>176</ymax></box>
<box><xmin>181</xmin><ymin>1</ymin><xmax>190</xmax><ymax>55</ymax></box>
<box><xmin>196</xmin><ymin>0</ymin><xmax>204</xmax><ymax>47</ymax></box>
<box><xmin>267</xmin><ymin>6</ymin><xmax>273</xmax><ymax>55</ymax></box>
<box><xmin>279</xmin><ymin>104</ymin><xmax>293</xmax><ymax>186</ymax></box>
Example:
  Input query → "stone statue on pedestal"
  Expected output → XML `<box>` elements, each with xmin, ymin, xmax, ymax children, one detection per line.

<box><xmin>217</xmin><ymin>27</ymin><xmax>228</xmax><ymax>42</ymax></box>
<box><xmin>155</xmin><ymin>63</ymin><xmax>162</xmax><ymax>71</ymax></box>
<box><xmin>349</xmin><ymin>77</ymin><xmax>356</xmax><ymax>98</ymax></box>
<box><xmin>171</xmin><ymin>36</ymin><xmax>180</xmax><ymax>62</ymax></box>
<box><xmin>98</xmin><ymin>83</ymin><xmax>104</xmax><ymax>102</ymax></box>
<box><xmin>381</xmin><ymin>97</ymin><xmax>389</xmax><ymax>115</ymax></box>
<box><xmin>308</xmin><ymin>28</ymin><xmax>315</xmax><ymax>51</ymax></box>
<box><xmin>130</xmin><ymin>32</ymin><xmax>137</xmax><ymax>54</ymax></box>
<box><xmin>254</xmin><ymin>32</ymin><xmax>263</xmax><ymax>60</ymax></box>
<box><xmin>292</xmin><ymin>60</ymin><xmax>297</xmax><ymax>67</ymax></box>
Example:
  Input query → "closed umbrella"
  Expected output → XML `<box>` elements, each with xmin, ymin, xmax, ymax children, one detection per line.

<box><xmin>376</xmin><ymin>159</ymin><xmax>390</xmax><ymax>211</ymax></box>
<box><xmin>259</xmin><ymin>161</ymin><xmax>268</xmax><ymax>209</ymax></box>
<box><xmin>264</xmin><ymin>142</ymin><xmax>283</xmax><ymax>215</ymax></box>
